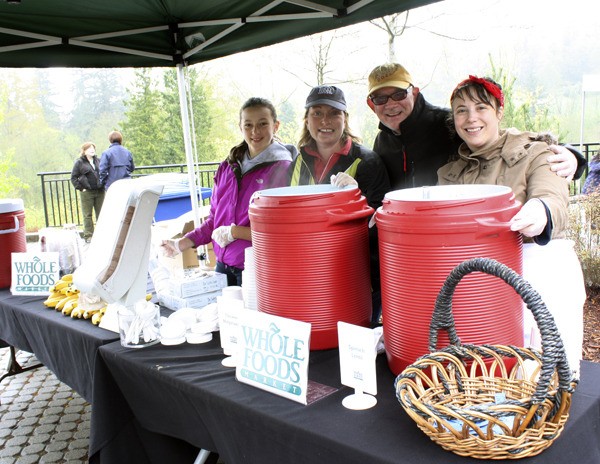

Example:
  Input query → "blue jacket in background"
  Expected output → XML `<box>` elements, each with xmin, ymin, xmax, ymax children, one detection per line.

<box><xmin>582</xmin><ymin>156</ymin><xmax>600</xmax><ymax>194</ymax></box>
<box><xmin>99</xmin><ymin>142</ymin><xmax>135</xmax><ymax>189</ymax></box>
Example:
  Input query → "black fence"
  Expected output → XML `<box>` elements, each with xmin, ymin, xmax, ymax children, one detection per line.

<box><xmin>38</xmin><ymin>162</ymin><xmax>220</xmax><ymax>228</ymax></box>
<box><xmin>38</xmin><ymin>142</ymin><xmax>599</xmax><ymax>229</ymax></box>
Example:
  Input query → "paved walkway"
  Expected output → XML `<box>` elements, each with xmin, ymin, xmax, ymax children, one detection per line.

<box><xmin>0</xmin><ymin>348</ymin><xmax>90</xmax><ymax>464</ymax></box>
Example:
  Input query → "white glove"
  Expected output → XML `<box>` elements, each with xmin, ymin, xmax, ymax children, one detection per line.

<box><xmin>509</xmin><ymin>199</ymin><xmax>547</xmax><ymax>237</ymax></box>
<box><xmin>160</xmin><ymin>239</ymin><xmax>181</xmax><ymax>257</ymax></box>
<box><xmin>547</xmin><ymin>145</ymin><xmax>577</xmax><ymax>182</ymax></box>
<box><xmin>330</xmin><ymin>172</ymin><xmax>358</xmax><ymax>188</ymax></box>
<box><xmin>211</xmin><ymin>224</ymin><xmax>236</xmax><ymax>248</ymax></box>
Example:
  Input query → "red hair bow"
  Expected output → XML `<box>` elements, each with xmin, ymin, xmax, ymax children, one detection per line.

<box><xmin>452</xmin><ymin>75</ymin><xmax>504</xmax><ymax>107</ymax></box>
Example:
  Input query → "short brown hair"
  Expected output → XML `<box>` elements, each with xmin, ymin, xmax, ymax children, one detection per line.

<box><xmin>80</xmin><ymin>142</ymin><xmax>96</xmax><ymax>155</ymax></box>
<box><xmin>108</xmin><ymin>131</ymin><xmax>123</xmax><ymax>144</ymax></box>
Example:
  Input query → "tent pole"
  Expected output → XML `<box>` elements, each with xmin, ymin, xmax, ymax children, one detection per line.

<box><xmin>176</xmin><ymin>62</ymin><xmax>201</xmax><ymax>228</ymax></box>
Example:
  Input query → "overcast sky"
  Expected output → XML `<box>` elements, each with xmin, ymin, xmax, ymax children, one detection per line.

<box><xmin>25</xmin><ymin>0</ymin><xmax>600</xmax><ymax>141</ymax></box>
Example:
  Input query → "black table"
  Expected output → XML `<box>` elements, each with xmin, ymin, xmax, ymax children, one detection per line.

<box><xmin>90</xmin><ymin>332</ymin><xmax>600</xmax><ymax>464</ymax></box>
<box><xmin>0</xmin><ymin>289</ymin><xmax>120</xmax><ymax>402</ymax></box>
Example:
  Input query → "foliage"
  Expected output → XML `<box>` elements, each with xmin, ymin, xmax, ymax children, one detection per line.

<box><xmin>0</xmin><ymin>149</ymin><xmax>28</xmax><ymax>197</ymax></box>
<box><xmin>65</xmin><ymin>69</ymin><xmax>127</xmax><ymax>146</ymax></box>
<box><xmin>567</xmin><ymin>193</ymin><xmax>600</xmax><ymax>289</ymax></box>
<box><xmin>277</xmin><ymin>99</ymin><xmax>301</xmax><ymax>146</ymax></box>
<box><xmin>121</xmin><ymin>67</ymin><xmax>223</xmax><ymax>166</ymax></box>
<box><xmin>0</xmin><ymin>72</ymin><xmax>79</xmax><ymax>231</ymax></box>
<box><xmin>488</xmin><ymin>58</ymin><xmax>565</xmax><ymax>140</ymax></box>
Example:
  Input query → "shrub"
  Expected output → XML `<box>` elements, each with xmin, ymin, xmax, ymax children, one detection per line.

<box><xmin>568</xmin><ymin>193</ymin><xmax>600</xmax><ymax>289</ymax></box>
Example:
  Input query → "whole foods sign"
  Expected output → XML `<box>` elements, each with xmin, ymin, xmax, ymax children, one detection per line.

<box><xmin>236</xmin><ymin>311</ymin><xmax>311</xmax><ymax>404</ymax></box>
<box><xmin>11</xmin><ymin>252</ymin><xmax>60</xmax><ymax>295</ymax></box>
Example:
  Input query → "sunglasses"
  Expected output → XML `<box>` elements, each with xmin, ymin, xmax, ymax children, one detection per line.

<box><xmin>369</xmin><ymin>87</ymin><xmax>412</xmax><ymax>106</ymax></box>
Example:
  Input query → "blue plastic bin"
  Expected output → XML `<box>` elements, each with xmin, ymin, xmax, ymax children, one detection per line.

<box><xmin>154</xmin><ymin>187</ymin><xmax>212</xmax><ymax>222</ymax></box>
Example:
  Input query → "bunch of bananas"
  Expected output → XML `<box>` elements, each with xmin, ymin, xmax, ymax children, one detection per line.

<box><xmin>43</xmin><ymin>274</ymin><xmax>80</xmax><ymax>313</ymax></box>
<box><xmin>70</xmin><ymin>304</ymin><xmax>106</xmax><ymax>321</ymax></box>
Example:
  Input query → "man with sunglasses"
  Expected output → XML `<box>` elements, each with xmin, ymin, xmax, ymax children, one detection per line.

<box><xmin>367</xmin><ymin>62</ymin><xmax>586</xmax><ymax>190</ymax></box>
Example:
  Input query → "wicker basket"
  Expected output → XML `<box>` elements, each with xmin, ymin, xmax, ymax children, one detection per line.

<box><xmin>395</xmin><ymin>257</ymin><xmax>577</xmax><ymax>460</ymax></box>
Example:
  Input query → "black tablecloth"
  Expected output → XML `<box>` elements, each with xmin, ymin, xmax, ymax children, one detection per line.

<box><xmin>0</xmin><ymin>289</ymin><xmax>119</xmax><ymax>401</ymax></box>
<box><xmin>91</xmin><ymin>332</ymin><xmax>600</xmax><ymax>464</ymax></box>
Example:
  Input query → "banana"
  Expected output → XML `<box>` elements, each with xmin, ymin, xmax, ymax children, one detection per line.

<box><xmin>83</xmin><ymin>309</ymin><xmax>99</xmax><ymax>320</ymax></box>
<box><xmin>91</xmin><ymin>311</ymin><xmax>104</xmax><ymax>326</ymax></box>
<box><xmin>60</xmin><ymin>284</ymin><xmax>73</xmax><ymax>295</ymax></box>
<box><xmin>43</xmin><ymin>295</ymin><xmax>63</xmax><ymax>308</ymax></box>
<box><xmin>55</xmin><ymin>294</ymin><xmax>78</xmax><ymax>311</ymax></box>
<box><xmin>146</xmin><ymin>293</ymin><xmax>153</xmax><ymax>301</ymax></box>
<box><xmin>71</xmin><ymin>307</ymin><xmax>85</xmax><ymax>319</ymax></box>
<box><xmin>65</xmin><ymin>285</ymin><xmax>80</xmax><ymax>296</ymax></box>
<box><xmin>61</xmin><ymin>274</ymin><xmax>73</xmax><ymax>282</ymax></box>
<box><xmin>53</xmin><ymin>280</ymin><xmax>70</xmax><ymax>292</ymax></box>
<box><xmin>61</xmin><ymin>299</ymin><xmax>78</xmax><ymax>316</ymax></box>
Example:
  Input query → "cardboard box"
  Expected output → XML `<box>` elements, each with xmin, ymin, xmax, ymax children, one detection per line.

<box><xmin>169</xmin><ymin>271</ymin><xmax>228</xmax><ymax>298</ymax></box>
<box><xmin>152</xmin><ymin>209</ymin><xmax>216</xmax><ymax>273</ymax></box>
<box><xmin>158</xmin><ymin>289</ymin><xmax>222</xmax><ymax>311</ymax></box>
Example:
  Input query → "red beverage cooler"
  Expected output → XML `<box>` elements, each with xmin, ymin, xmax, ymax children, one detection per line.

<box><xmin>376</xmin><ymin>185</ymin><xmax>524</xmax><ymax>375</ymax></box>
<box><xmin>0</xmin><ymin>199</ymin><xmax>27</xmax><ymax>289</ymax></box>
<box><xmin>249</xmin><ymin>185</ymin><xmax>373</xmax><ymax>350</ymax></box>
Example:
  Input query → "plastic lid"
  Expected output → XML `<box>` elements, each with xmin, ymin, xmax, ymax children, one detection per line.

<box><xmin>0</xmin><ymin>199</ymin><xmax>24</xmax><ymax>214</ymax></box>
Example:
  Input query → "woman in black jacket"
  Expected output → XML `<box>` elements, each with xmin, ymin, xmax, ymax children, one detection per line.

<box><xmin>70</xmin><ymin>142</ymin><xmax>105</xmax><ymax>242</ymax></box>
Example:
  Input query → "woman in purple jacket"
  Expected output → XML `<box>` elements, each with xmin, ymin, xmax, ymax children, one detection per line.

<box><xmin>161</xmin><ymin>97</ymin><xmax>296</xmax><ymax>285</ymax></box>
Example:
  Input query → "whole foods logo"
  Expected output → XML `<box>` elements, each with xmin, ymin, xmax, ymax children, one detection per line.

<box><xmin>11</xmin><ymin>252</ymin><xmax>60</xmax><ymax>295</ymax></box>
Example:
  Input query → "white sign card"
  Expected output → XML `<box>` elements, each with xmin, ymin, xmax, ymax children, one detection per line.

<box><xmin>236</xmin><ymin>310</ymin><xmax>311</xmax><ymax>405</ymax></box>
<box><xmin>218</xmin><ymin>297</ymin><xmax>245</xmax><ymax>367</ymax></box>
<box><xmin>337</xmin><ymin>321</ymin><xmax>378</xmax><ymax>409</ymax></box>
<box><xmin>11</xmin><ymin>252</ymin><xmax>60</xmax><ymax>296</ymax></box>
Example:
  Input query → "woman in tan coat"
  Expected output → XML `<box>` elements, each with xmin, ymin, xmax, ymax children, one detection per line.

<box><xmin>438</xmin><ymin>75</ymin><xmax>585</xmax><ymax>376</ymax></box>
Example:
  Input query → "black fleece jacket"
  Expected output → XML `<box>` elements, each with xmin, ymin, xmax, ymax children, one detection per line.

<box><xmin>373</xmin><ymin>92</ymin><xmax>586</xmax><ymax>191</ymax></box>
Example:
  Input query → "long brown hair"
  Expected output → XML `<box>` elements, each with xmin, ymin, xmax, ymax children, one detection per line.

<box><xmin>227</xmin><ymin>97</ymin><xmax>278</xmax><ymax>164</ymax></box>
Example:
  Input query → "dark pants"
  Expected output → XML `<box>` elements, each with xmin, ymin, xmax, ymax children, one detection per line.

<box><xmin>80</xmin><ymin>189</ymin><xmax>105</xmax><ymax>240</ymax></box>
<box><xmin>216</xmin><ymin>261</ymin><xmax>243</xmax><ymax>286</ymax></box>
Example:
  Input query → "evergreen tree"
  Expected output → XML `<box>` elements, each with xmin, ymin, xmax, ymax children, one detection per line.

<box><xmin>121</xmin><ymin>67</ymin><xmax>222</xmax><ymax>166</ymax></box>
<box><xmin>67</xmin><ymin>69</ymin><xmax>127</xmax><ymax>145</ymax></box>
<box><xmin>120</xmin><ymin>69</ymin><xmax>167</xmax><ymax>166</ymax></box>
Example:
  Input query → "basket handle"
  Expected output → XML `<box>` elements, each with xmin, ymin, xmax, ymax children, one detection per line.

<box><xmin>428</xmin><ymin>257</ymin><xmax>573</xmax><ymax>401</ymax></box>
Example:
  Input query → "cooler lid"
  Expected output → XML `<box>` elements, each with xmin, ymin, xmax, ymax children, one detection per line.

<box><xmin>0</xmin><ymin>199</ymin><xmax>24</xmax><ymax>214</ymax></box>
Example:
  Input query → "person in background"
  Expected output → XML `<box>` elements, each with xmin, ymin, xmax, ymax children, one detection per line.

<box><xmin>161</xmin><ymin>97</ymin><xmax>296</xmax><ymax>286</ymax></box>
<box><xmin>99</xmin><ymin>130</ymin><xmax>135</xmax><ymax>190</ymax></box>
<box><xmin>366</xmin><ymin>62</ymin><xmax>586</xmax><ymax>190</ymax></box>
<box><xmin>289</xmin><ymin>85</ymin><xmax>391</xmax><ymax>323</ymax></box>
<box><xmin>582</xmin><ymin>152</ymin><xmax>600</xmax><ymax>194</ymax></box>
<box><xmin>438</xmin><ymin>75</ymin><xmax>586</xmax><ymax>376</ymax></box>
<box><xmin>70</xmin><ymin>142</ymin><xmax>105</xmax><ymax>243</ymax></box>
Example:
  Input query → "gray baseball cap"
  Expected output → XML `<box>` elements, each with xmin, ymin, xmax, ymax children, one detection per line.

<box><xmin>305</xmin><ymin>85</ymin><xmax>347</xmax><ymax>111</ymax></box>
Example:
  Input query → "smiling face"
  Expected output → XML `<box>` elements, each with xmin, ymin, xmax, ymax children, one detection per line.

<box><xmin>451</xmin><ymin>91</ymin><xmax>503</xmax><ymax>151</ymax></box>
<box><xmin>240</xmin><ymin>106</ymin><xmax>279</xmax><ymax>157</ymax></box>
<box><xmin>306</xmin><ymin>104</ymin><xmax>346</xmax><ymax>151</ymax></box>
<box><xmin>370</xmin><ymin>86</ymin><xmax>419</xmax><ymax>132</ymax></box>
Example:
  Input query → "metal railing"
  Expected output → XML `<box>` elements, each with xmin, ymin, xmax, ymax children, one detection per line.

<box><xmin>38</xmin><ymin>162</ymin><xmax>220</xmax><ymax>228</ymax></box>
<box><xmin>38</xmin><ymin>143</ymin><xmax>599</xmax><ymax>229</ymax></box>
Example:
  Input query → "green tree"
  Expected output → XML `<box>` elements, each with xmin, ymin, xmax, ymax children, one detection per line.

<box><xmin>0</xmin><ymin>149</ymin><xmax>28</xmax><ymax>197</ymax></box>
<box><xmin>122</xmin><ymin>67</ymin><xmax>225</xmax><ymax>166</ymax></box>
<box><xmin>67</xmin><ymin>69</ymin><xmax>126</xmax><ymax>144</ymax></box>
<box><xmin>120</xmin><ymin>69</ymin><xmax>167</xmax><ymax>166</ymax></box>
<box><xmin>489</xmin><ymin>57</ymin><xmax>565</xmax><ymax>140</ymax></box>
<box><xmin>162</xmin><ymin>67</ymin><xmax>218</xmax><ymax>163</ymax></box>
<box><xmin>0</xmin><ymin>71</ymin><xmax>76</xmax><ymax>230</ymax></box>
<box><xmin>277</xmin><ymin>99</ymin><xmax>300</xmax><ymax>146</ymax></box>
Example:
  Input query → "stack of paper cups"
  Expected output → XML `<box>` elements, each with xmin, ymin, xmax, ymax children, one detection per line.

<box><xmin>242</xmin><ymin>246</ymin><xmax>257</xmax><ymax>310</ymax></box>
<box><xmin>221</xmin><ymin>285</ymin><xmax>243</xmax><ymax>301</ymax></box>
